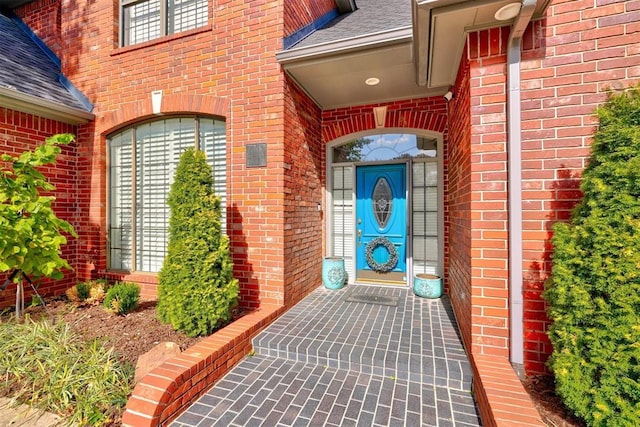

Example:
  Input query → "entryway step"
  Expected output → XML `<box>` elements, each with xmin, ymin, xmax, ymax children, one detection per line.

<box><xmin>252</xmin><ymin>285</ymin><xmax>473</xmax><ymax>391</ymax></box>
<box><xmin>171</xmin><ymin>353</ymin><xmax>481</xmax><ymax>427</ymax></box>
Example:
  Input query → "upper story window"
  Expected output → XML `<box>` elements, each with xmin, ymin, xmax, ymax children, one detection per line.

<box><xmin>121</xmin><ymin>0</ymin><xmax>208</xmax><ymax>46</ymax></box>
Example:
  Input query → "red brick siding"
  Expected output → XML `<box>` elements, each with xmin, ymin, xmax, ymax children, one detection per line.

<box><xmin>465</xmin><ymin>0</ymin><xmax>640</xmax><ymax>374</ymax></box>
<box><xmin>446</xmin><ymin>54</ymin><xmax>473</xmax><ymax>354</ymax></box>
<box><xmin>14</xmin><ymin>0</ymin><xmax>63</xmax><ymax>59</ymax></box>
<box><xmin>282</xmin><ymin>78</ymin><xmax>324</xmax><ymax>306</ymax></box>
<box><xmin>467</xmin><ymin>27</ymin><xmax>511</xmax><ymax>359</ymax></box>
<box><xmin>18</xmin><ymin>0</ymin><xmax>290</xmax><ymax>309</ymax></box>
<box><xmin>518</xmin><ymin>0</ymin><xmax>640</xmax><ymax>374</ymax></box>
<box><xmin>284</xmin><ymin>0</ymin><xmax>336</xmax><ymax>37</ymax></box>
<box><xmin>0</xmin><ymin>108</ymin><xmax>78</xmax><ymax>307</ymax></box>
<box><xmin>321</xmin><ymin>98</ymin><xmax>448</xmax><ymax>143</ymax></box>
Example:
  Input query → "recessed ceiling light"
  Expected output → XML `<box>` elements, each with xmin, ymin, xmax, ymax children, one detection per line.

<box><xmin>365</xmin><ymin>77</ymin><xmax>380</xmax><ymax>86</ymax></box>
<box><xmin>494</xmin><ymin>2</ymin><xmax>521</xmax><ymax>21</ymax></box>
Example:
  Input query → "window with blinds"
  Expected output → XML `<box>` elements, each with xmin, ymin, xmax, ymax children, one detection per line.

<box><xmin>121</xmin><ymin>0</ymin><xmax>208</xmax><ymax>46</ymax></box>
<box><xmin>412</xmin><ymin>161</ymin><xmax>439</xmax><ymax>275</ymax></box>
<box><xmin>332</xmin><ymin>166</ymin><xmax>354</xmax><ymax>278</ymax></box>
<box><xmin>108</xmin><ymin>117</ymin><xmax>226</xmax><ymax>273</ymax></box>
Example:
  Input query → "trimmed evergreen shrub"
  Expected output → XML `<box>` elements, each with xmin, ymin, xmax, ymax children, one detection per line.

<box><xmin>544</xmin><ymin>86</ymin><xmax>640</xmax><ymax>426</ymax></box>
<box><xmin>157</xmin><ymin>148</ymin><xmax>238</xmax><ymax>337</ymax></box>
<box><xmin>103</xmin><ymin>282</ymin><xmax>140</xmax><ymax>315</ymax></box>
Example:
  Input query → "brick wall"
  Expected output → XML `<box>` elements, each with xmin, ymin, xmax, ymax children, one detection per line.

<box><xmin>14</xmin><ymin>0</ymin><xmax>63</xmax><ymax>59</ymax></box>
<box><xmin>321</xmin><ymin>98</ymin><xmax>447</xmax><ymax>142</ymax></box>
<box><xmin>0</xmin><ymin>108</ymin><xmax>78</xmax><ymax>307</ymax></box>
<box><xmin>284</xmin><ymin>0</ymin><xmax>336</xmax><ymax>37</ymax></box>
<box><xmin>446</xmin><ymin>55</ymin><xmax>473</xmax><ymax>354</ymax></box>
<box><xmin>467</xmin><ymin>27</ymin><xmax>511</xmax><ymax>360</ymax></box>
<box><xmin>282</xmin><ymin>78</ymin><xmax>324</xmax><ymax>306</ymax></box>
<box><xmin>463</xmin><ymin>0</ymin><xmax>640</xmax><ymax>374</ymax></box>
<box><xmin>16</xmin><ymin>0</ymin><xmax>290</xmax><ymax>309</ymax></box>
<box><xmin>518</xmin><ymin>0</ymin><xmax>640</xmax><ymax>373</ymax></box>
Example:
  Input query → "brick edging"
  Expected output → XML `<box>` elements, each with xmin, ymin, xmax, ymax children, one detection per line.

<box><xmin>121</xmin><ymin>304</ymin><xmax>284</xmax><ymax>426</ymax></box>
<box><xmin>471</xmin><ymin>354</ymin><xmax>545</xmax><ymax>427</ymax></box>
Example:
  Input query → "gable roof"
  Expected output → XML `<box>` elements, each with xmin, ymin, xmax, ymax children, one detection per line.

<box><xmin>0</xmin><ymin>11</ymin><xmax>93</xmax><ymax>124</ymax></box>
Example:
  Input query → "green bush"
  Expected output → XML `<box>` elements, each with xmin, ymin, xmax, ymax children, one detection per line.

<box><xmin>103</xmin><ymin>282</ymin><xmax>140</xmax><ymax>315</ymax></box>
<box><xmin>157</xmin><ymin>148</ymin><xmax>239</xmax><ymax>337</ymax></box>
<box><xmin>544</xmin><ymin>86</ymin><xmax>640</xmax><ymax>426</ymax></box>
<box><xmin>76</xmin><ymin>281</ymin><xmax>91</xmax><ymax>300</ymax></box>
<box><xmin>0</xmin><ymin>316</ymin><xmax>133</xmax><ymax>425</ymax></box>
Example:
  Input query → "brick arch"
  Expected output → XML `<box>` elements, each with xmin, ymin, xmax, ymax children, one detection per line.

<box><xmin>321</xmin><ymin>97</ymin><xmax>448</xmax><ymax>144</ymax></box>
<box><xmin>99</xmin><ymin>94</ymin><xmax>230</xmax><ymax>134</ymax></box>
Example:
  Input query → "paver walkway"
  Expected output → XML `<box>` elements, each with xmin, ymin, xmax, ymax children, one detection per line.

<box><xmin>172</xmin><ymin>285</ymin><xmax>482</xmax><ymax>426</ymax></box>
<box><xmin>0</xmin><ymin>398</ymin><xmax>62</xmax><ymax>426</ymax></box>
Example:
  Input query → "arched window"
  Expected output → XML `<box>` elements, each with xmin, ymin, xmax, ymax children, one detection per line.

<box><xmin>108</xmin><ymin>116</ymin><xmax>226</xmax><ymax>272</ymax></box>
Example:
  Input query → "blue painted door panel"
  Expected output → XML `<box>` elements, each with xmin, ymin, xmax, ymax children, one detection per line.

<box><xmin>356</xmin><ymin>164</ymin><xmax>406</xmax><ymax>276</ymax></box>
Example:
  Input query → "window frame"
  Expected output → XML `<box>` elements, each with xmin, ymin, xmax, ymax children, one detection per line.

<box><xmin>119</xmin><ymin>0</ymin><xmax>208</xmax><ymax>47</ymax></box>
<box><xmin>106</xmin><ymin>115</ymin><xmax>227</xmax><ymax>273</ymax></box>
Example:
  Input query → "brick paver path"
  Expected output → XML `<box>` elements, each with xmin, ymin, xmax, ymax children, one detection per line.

<box><xmin>172</xmin><ymin>285</ymin><xmax>482</xmax><ymax>426</ymax></box>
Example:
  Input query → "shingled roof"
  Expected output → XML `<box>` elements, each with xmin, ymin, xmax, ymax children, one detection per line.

<box><xmin>0</xmin><ymin>10</ymin><xmax>93</xmax><ymax>123</ymax></box>
<box><xmin>291</xmin><ymin>0</ymin><xmax>411</xmax><ymax>49</ymax></box>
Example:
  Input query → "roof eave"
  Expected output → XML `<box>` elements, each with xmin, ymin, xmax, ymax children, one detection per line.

<box><xmin>276</xmin><ymin>26</ymin><xmax>413</xmax><ymax>64</ymax></box>
<box><xmin>0</xmin><ymin>87</ymin><xmax>95</xmax><ymax>125</ymax></box>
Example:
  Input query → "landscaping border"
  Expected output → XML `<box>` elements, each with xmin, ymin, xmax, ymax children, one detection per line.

<box><xmin>121</xmin><ymin>304</ymin><xmax>284</xmax><ymax>426</ymax></box>
<box><xmin>472</xmin><ymin>355</ymin><xmax>545</xmax><ymax>427</ymax></box>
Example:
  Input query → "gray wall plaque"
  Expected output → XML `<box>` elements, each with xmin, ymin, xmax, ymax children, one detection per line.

<box><xmin>246</xmin><ymin>143</ymin><xmax>267</xmax><ymax>168</ymax></box>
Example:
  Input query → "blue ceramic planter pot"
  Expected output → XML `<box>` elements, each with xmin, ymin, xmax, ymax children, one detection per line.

<box><xmin>322</xmin><ymin>257</ymin><xmax>346</xmax><ymax>290</ymax></box>
<box><xmin>413</xmin><ymin>274</ymin><xmax>443</xmax><ymax>298</ymax></box>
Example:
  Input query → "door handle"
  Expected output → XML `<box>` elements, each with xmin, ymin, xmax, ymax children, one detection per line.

<box><xmin>357</xmin><ymin>229</ymin><xmax>362</xmax><ymax>238</ymax></box>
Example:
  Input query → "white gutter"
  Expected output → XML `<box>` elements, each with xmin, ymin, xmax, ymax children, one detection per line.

<box><xmin>0</xmin><ymin>87</ymin><xmax>94</xmax><ymax>125</ymax></box>
<box><xmin>507</xmin><ymin>0</ymin><xmax>536</xmax><ymax>368</ymax></box>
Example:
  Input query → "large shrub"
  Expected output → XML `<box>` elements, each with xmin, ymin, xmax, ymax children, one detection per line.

<box><xmin>157</xmin><ymin>148</ymin><xmax>238</xmax><ymax>337</ymax></box>
<box><xmin>544</xmin><ymin>86</ymin><xmax>640</xmax><ymax>426</ymax></box>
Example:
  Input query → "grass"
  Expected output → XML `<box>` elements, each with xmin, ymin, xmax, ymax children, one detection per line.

<box><xmin>0</xmin><ymin>314</ymin><xmax>134</xmax><ymax>426</ymax></box>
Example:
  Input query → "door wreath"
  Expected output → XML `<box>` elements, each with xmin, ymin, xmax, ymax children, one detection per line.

<box><xmin>365</xmin><ymin>236</ymin><xmax>398</xmax><ymax>272</ymax></box>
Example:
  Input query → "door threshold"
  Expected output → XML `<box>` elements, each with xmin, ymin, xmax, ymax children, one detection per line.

<box><xmin>353</xmin><ymin>280</ymin><xmax>408</xmax><ymax>287</ymax></box>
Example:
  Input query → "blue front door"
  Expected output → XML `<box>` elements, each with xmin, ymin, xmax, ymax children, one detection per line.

<box><xmin>356</xmin><ymin>164</ymin><xmax>406</xmax><ymax>283</ymax></box>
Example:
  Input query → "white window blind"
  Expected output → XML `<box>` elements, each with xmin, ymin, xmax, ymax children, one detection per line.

<box><xmin>109</xmin><ymin>129</ymin><xmax>134</xmax><ymax>271</ymax></box>
<box><xmin>121</xmin><ymin>0</ymin><xmax>207</xmax><ymax>46</ymax></box>
<box><xmin>170</xmin><ymin>0</ymin><xmax>208</xmax><ymax>34</ymax></box>
<box><xmin>412</xmin><ymin>161</ymin><xmax>439</xmax><ymax>275</ymax></box>
<box><xmin>332</xmin><ymin>166</ymin><xmax>354</xmax><ymax>277</ymax></box>
<box><xmin>108</xmin><ymin>117</ymin><xmax>227</xmax><ymax>273</ymax></box>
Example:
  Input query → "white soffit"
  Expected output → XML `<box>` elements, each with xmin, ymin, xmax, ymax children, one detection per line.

<box><xmin>427</xmin><ymin>0</ymin><xmax>521</xmax><ymax>89</ymax></box>
<box><xmin>283</xmin><ymin>39</ymin><xmax>444</xmax><ymax>109</ymax></box>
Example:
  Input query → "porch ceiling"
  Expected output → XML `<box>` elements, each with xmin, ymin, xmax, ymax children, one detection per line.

<box><xmin>277</xmin><ymin>0</ymin><xmax>549</xmax><ymax>110</ymax></box>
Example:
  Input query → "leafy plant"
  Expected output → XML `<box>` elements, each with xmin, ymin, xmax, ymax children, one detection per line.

<box><xmin>0</xmin><ymin>134</ymin><xmax>77</xmax><ymax>316</ymax></box>
<box><xmin>0</xmin><ymin>316</ymin><xmax>133</xmax><ymax>425</ymax></box>
<box><xmin>103</xmin><ymin>281</ymin><xmax>140</xmax><ymax>315</ymax></box>
<box><xmin>544</xmin><ymin>86</ymin><xmax>640</xmax><ymax>426</ymax></box>
<box><xmin>66</xmin><ymin>279</ymin><xmax>108</xmax><ymax>306</ymax></box>
<box><xmin>157</xmin><ymin>148</ymin><xmax>238</xmax><ymax>337</ymax></box>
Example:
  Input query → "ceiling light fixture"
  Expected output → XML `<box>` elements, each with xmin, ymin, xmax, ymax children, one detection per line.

<box><xmin>494</xmin><ymin>2</ymin><xmax>521</xmax><ymax>21</ymax></box>
<box><xmin>365</xmin><ymin>77</ymin><xmax>380</xmax><ymax>86</ymax></box>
